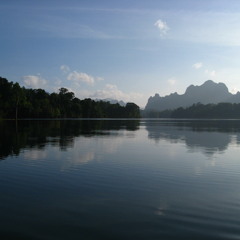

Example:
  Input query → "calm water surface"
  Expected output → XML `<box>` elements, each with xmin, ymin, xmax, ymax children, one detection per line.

<box><xmin>1</xmin><ymin>119</ymin><xmax>240</xmax><ymax>239</ymax></box>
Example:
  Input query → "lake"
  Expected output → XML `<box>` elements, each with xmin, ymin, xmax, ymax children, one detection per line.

<box><xmin>1</xmin><ymin>119</ymin><xmax>240</xmax><ymax>239</ymax></box>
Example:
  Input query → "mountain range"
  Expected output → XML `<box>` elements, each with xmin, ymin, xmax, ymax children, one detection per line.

<box><xmin>145</xmin><ymin>80</ymin><xmax>240</xmax><ymax>112</ymax></box>
<box><xmin>94</xmin><ymin>98</ymin><xmax>126</xmax><ymax>106</ymax></box>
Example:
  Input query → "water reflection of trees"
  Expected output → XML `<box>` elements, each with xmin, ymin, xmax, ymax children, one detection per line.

<box><xmin>145</xmin><ymin>120</ymin><xmax>240</xmax><ymax>156</ymax></box>
<box><xmin>0</xmin><ymin>119</ymin><xmax>140</xmax><ymax>160</ymax></box>
<box><xmin>3</xmin><ymin>119</ymin><xmax>240</xmax><ymax>160</ymax></box>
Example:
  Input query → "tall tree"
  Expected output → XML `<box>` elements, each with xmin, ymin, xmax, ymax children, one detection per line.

<box><xmin>12</xmin><ymin>82</ymin><xmax>25</xmax><ymax>120</ymax></box>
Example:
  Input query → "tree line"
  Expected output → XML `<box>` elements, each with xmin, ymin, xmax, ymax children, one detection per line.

<box><xmin>0</xmin><ymin>77</ymin><xmax>140</xmax><ymax>119</ymax></box>
<box><xmin>143</xmin><ymin>102</ymin><xmax>240</xmax><ymax>119</ymax></box>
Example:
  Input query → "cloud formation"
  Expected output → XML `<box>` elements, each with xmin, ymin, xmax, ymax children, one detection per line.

<box><xmin>92</xmin><ymin>84</ymin><xmax>125</xmax><ymax>99</ymax></box>
<box><xmin>205</xmin><ymin>69</ymin><xmax>216</xmax><ymax>77</ymax></box>
<box><xmin>60</xmin><ymin>65</ymin><xmax>70</xmax><ymax>73</ymax></box>
<box><xmin>91</xmin><ymin>84</ymin><xmax>143</xmax><ymax>105</ymax></box>
<box><xmin>154</xmin><ymin>19</ymin><xmax>169</xmax><ymax>36</ymax></box>
<box><xmin>67</xmin><ymin>71</ymin><xmax>95</xmax><ymax>85</ymax></box>
<box><xmin>23</xmin><ymin>75</ymin><xmax>47</xmax><ymax>88</ymax></box>
<box><xmin>193</xmin><ymin>62</ymin><xmax>203</xmax><ymax>69</ymax></box>
<box><xmin>167</xmin><ymin>78</ymin><xmax>176</xmax><ymax>86</ymax></box>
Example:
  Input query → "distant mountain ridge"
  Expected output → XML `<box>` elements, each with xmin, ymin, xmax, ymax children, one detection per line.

<box><xmin>145</xmin><ymin>80</ymin><xmax>240</xmax><ymax>112</ymax></box>
<box><xmin>95</xmin><ymin>98</ymin><xmax>126</xmax><ymax>106</ymax></box>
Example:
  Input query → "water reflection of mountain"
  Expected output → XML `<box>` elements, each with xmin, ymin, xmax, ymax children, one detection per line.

<box><xmin>0</xmin><ymin>119</ymin><xmax>140</xmax><ymax>160</ymax></box>
<box><xmin>145</xmin><ymin>120</ymin><xmax>240</xmax><ymax>156</ymax></box>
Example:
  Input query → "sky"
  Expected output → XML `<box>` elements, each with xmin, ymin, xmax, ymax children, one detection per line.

<box><xmin>2</xmin><ymin>0</ymin><xmax>240</xmax><ymax>107</ymax></box>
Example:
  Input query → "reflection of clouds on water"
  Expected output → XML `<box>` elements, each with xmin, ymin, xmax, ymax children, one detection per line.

<box><xmin>97</xmin><ymin>137</ymin><xmax>124</xmax><ymax>155</ymax></box>
<box><xmin>155</xmin><ymin>203</ymin><xmax>168</xmax><ymax>216</ymax></box>
<box><xmin>232</xmin><ymin>134</ymin><xmax>240</xmax><ymax>145</ymax></box>
<box><xmin>60</xmin><ymin>133</ymin><xmax>126</xmax><ymax>170</ymax></box>
<box><xmin>0</xmin><ymin>120</ymin><xmax>140</xmax><ymax>161</ymax></box>
<box><xmin>23</xmin><ymin>149</ymin><xmax>47</xmax><ymax>160</ymax></box>
<box><xmin>71</xmin><ymin>151</ymin><xmax>95</xmax><ymax>164</ymax></box>
<box><xmin>15</xmin><ymin>127</ymin><xmax>132</xmax><ymax>171</ymax></box>
<box><xmin>59</xmin><ymin>150</ymin><xmax>95</xmax><ymax>171</ymax></box>
<box><xmin>194</xmin><ymin>166</ymin><xmax>203</xmax><ymax>176</ymax></box>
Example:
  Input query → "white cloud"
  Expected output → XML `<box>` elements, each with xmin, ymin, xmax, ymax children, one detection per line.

<box><xmin>91</xmin><ymin>84</ymin><xmax>143</xmax><ymax>105</ymax></box>
<box><xmin>91</xmin><ymin>84</ymin><xmax>125</xmax><ymax>100</ymax></box>
<box><xmin>210</xmin><ymin>70</ymin><xmax>216</xmax><ymax>77</ymax></box>
<box><xmin>193</xmin><ymin>62</ymin><xmax>203</xmax><ymax>69</ymax></box>
<box><xmin>54</xmin><ymin>78</ymin><xmax>62</xmax><ymax>86</ymax></box>
<box><xmin>167</xmin><ymin>78</ymin><xmax>176</xmax><ymax>86</ymax></box>
<box><xmin>23</xmin><ymin>75</ymin><xmax>47</xmax><ymax>88</ymax></box>
<box><xmin>230</xmin><ymin>87</ymin><xmax>239</xmax><ymax>94</ymax></box>
<box><xmin>205</xmin><ymin>69</ymin><xmax>216</xmax><ymax>77</ymax></box>
<box><xmin>60</xmin><ymin>65</ymin><xmax>70</xmax><ymax>73</ymax></box>
<box><xmin>154</xmin><ymin>19</ymin><xmax>169</xmax><ymax>36</ymax></box>
<box><xmin>96</xmin><ymin>77</ymin><xmax>104</xmax><ymax>81</ymax></box>
<box><xmin>67</xmin><ymin>71</ymin><xmax>95</xmax><ymax>85</ymax></box>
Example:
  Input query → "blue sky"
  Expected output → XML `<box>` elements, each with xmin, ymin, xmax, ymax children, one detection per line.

<box><xmin>2</xmin><ymin>0</ymin><xmax>240</xmax><ymax>107</ymax></box>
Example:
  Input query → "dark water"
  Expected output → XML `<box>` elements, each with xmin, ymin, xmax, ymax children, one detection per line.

<box><xmin>1</xmin><ymin>119</ymin><xmax>240</xmax><ymax>239</ymax></box>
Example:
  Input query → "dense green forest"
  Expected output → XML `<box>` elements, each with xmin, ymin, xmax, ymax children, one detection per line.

<box><xmin>143</xmin><ymin>102</ymin><xmax>240</xmax><ymax>118</ymax></box>
<box><xmin>0</xmin><ymin>77</ymin><xmax>140</xmax><ymax>119</ymax></box>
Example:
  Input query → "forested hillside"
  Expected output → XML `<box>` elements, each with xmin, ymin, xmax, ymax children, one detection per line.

<box><xmin>0</xmin><ymin>77</ymin><xmax>140</xmax><ymax>119</ymax></box>
<box><xmin>143</xmin><ymin>102</ymin><xmax>240</xmax><ymax>119</ymax></box>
